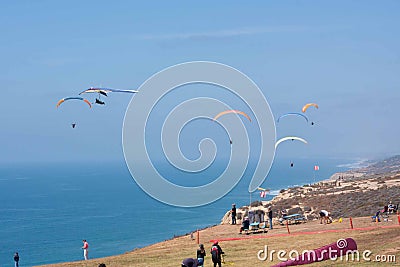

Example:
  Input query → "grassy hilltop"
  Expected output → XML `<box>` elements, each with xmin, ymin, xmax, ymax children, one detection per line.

<box><xmin>37</xmin><ymin>156</ymin><xmax>400</xmax><ymax>267</ymax></box>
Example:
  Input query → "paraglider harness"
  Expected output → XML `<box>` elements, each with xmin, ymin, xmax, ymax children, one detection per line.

<box><xmin>94</xmin><ymin>91</ymin><xmax>107</xmax><ymax>105</ymax></box>
<box><xmin>95</xmin><ymin>98</ymin><xmax>105</xmax><ymax>105</ymax></box>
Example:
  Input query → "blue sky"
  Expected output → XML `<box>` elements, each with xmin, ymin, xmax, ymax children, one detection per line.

<box><xmin>1</xmin><ymin>1</ymin><xmax>399</xmax><ymax>163</ymax></box>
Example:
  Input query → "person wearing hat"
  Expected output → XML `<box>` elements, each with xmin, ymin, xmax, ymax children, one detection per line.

<box><xmin>196</xmin><ymin>244</ymin><xmax>206</xmax><ymax>267</ymax></box>
<box><xmin>231</xmin><ymin>204</ymin><xmax>237</xmax><ymax>225</ymax></box>
<box><xmin>211</xmin><ymin>241</ymin><xmax>224</xmax><ymax>267</ymax></box>
<box><xmin>182</xmin><ymin>258</ymin><xmax>198</xmax><ymax>267</ymax></box>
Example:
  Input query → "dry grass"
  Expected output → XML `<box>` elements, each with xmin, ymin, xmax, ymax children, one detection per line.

<box><xmin>36</xmin><ymin>157</ymin><xmax>400</xmax><ymax>266</ymax></box>
<box><xmin>36</xmin><ymin>216</ymin><xmax>400</xmax><ymax>267</ymax></box>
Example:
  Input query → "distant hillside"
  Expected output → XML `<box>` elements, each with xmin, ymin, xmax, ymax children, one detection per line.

<box><xmin>222</xmin><ymin>155</ymin><xmax>400</xmax><ymax>224</ymax></box>
<box><xmin>358</xmin><ymin>155</ymin><xmax>400</xmax><ymax>175</ymax></box>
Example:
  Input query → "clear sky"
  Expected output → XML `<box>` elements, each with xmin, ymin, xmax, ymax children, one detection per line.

<box><xmin>1</xmin><ymin>1</ymin><xmax>399</xmax><ymax>164</ymax></box>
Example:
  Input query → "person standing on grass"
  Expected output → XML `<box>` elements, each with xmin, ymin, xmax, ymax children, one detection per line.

<box><xmin>211</xmin><ymin>241</ymin><xmax>224</xmax><ymax>267</ymax></box>
<box><xmin>197</xmin><ymin>244</ymin><xmax>206</xmax><ymax>266</ymax></box>
<box><xmin>267</xmin><ymin>206</ymin><xmax>273</xmax><ymax>229</ymax></box>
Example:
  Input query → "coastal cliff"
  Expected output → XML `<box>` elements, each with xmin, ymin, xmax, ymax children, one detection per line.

<box><xmin>221</xmin><ymin>155</ymin><xmax>400</xmax><ymax>224</ymax></box>
<box><xmin>37</xmin><ymin>155</ymin><xmax>400</xmax><ymax>267</ymax></box>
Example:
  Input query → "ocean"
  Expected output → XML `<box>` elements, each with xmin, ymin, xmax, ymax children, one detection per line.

<box><xmin>0</xmin><ymin>157</ymin><xmax>360</xmax><ymax>266</ymax></box>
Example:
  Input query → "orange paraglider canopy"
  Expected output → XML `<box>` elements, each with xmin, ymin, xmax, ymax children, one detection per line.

<box><xmin>302</xmin><ymin>103</ymin><xmax>318</xmax><ymax>113</ymax></box>
<box><xmin>213</xmin><ymin>110</ymin><xmax>251</xmax><ymax>122</ymax></box>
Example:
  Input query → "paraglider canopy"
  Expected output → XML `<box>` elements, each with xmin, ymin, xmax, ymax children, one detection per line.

<box><xmin>80</xmin><ymin>87</ymin><xmax>138</xmax><ymax>106</ymax></box>
<box><xmin>56</xmin><ymin>97</ymin><xmax>92</xmax><ymax>108</ymax></box>
<box><xmin>56</xmin><ymin>97</ymin><xmax>92</xmax><ymax>128</ymax></box>
<box><xmin>302</xmin><ymin>103</ymin><xmax>319</xmax><ymax>113</ymax></box>
<box><xmin>79</xmin><ymin>87</ymin><xmax>139</xmax><ymax>95</ymax></box>
<box><xmin>277</xmin><ymin>112</ymin><xmax>309</xmax><ymax>123</ymax></box>
<box><xmin>275</xmin><ymin>136</ymin><xmax>308</xmax><ymax>149</ymax></box>
<box><xmin>213</xmin><ymin>110</ymin><xmax>251</xmax><ymax>122</ymax></box>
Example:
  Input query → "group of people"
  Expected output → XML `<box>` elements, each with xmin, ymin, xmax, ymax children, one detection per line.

<box><xmin>182</xmin><ymin>241</ymin><xmax>224</xmax><ymax>267</ymax></box>
<box><xmin>233</xmin><ymin>204</ymin><xmax>274</xmax><ymax>233</ymax></box>
<box><xmin>372</xmin><ymin>201</ymin><xmax>398</xmax><ymax>222</ymax></box>
<box><xmin>80</xmin><ymin>205</ymin><xmax>341</xmax><ymax>267</ymax></box>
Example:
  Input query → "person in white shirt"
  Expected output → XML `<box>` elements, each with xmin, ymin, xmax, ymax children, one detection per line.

<box><xmin>82</xmin><ymin>239</ymin><xmax>89</xmax><ymax>260</ymax></box>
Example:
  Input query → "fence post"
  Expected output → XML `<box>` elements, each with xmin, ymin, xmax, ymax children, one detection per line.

<box><xmin>349</xmin><ymin>217</ymin><xmax>354</xmax><ymax>229</ymax></box>
<box><xmin>286</xmin><ymin>220</ymin><xmax>290</xmax><ymax>234</ymax></box>
<box><xmin>197</xmin><ymin>229</ymin><xmax>200</xmax><ymax>244</ymax></box>
<box><xmin>397</xmin><ymin>215</ymin><xmax>400</xmax><ymax>226</ymax></box>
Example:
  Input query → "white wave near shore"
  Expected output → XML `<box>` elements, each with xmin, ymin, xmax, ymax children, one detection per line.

<box><xmin>336</xmin><ymin>158</ymin><xmax>372</xmax><ymax>169</ymax></box>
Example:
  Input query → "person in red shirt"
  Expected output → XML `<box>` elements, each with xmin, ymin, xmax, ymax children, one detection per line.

<box><xmin>82</xmin><ymin>239</ymin><xmax>89</xmax><ymax>260</ymax></box>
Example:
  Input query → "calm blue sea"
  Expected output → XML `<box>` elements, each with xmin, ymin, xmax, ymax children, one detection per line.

<box><xmin>0</xmin><ymin>157</ymin><xmax>359</xmax><ymax>266</ymax></box>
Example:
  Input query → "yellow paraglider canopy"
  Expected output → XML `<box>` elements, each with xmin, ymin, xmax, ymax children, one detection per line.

<box><xmin>302</xmin><ymin>103</ymin><xmax>319</xmax><ymax>113</ymax></box>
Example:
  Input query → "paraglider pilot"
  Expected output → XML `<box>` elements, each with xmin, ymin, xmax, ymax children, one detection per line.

<box><xmin>95</xmin><ymin>98</ymin><xmax>105</xmax><ymax>105</ymax></box>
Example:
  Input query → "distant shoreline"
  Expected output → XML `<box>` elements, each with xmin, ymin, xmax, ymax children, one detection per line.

<box><xmin>220</xmin><ymin>155</ymin><xmax>399</xmax><ymax>225</ymax></box>
<box><xmin>147</xmin><ymin>158</ymin><xmax>370</xmax><ymax>244</ymax></box>
<box><xmin>35</xmin><ymin>155</ymin><xmax>400</xmax><ymax>266</ymax></box>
